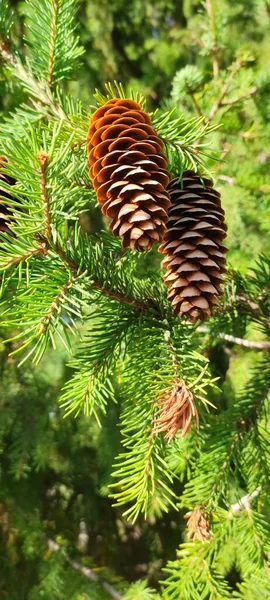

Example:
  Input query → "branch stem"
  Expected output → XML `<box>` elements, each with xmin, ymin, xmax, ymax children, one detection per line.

<box><xmin>47</xmin><ymin>0</ymin><xmax>59</xmax><ymax>86</ymax></box>
<box><xmin>231</xmin><ymin>486</ymin><xmax>262</xmax><ymax>513</ymax></box>
<box><xmin>207</xmin><ymin>60</ymin><xmax>243</xmax><ymax>122</ymax></box>
<box><xmin>0</xmin><ymin>41</ymin><xmax>65</xmax><ymax>119</ymax></box>
<box><xmin>47</xmin><ymin>539</ymin><xmax>123</xmax><ymax>600</ymax></box>
<box><xmin>205</xmin><ymin>0</ymin><xmax>219</xmax><ymax>79</ymax></box>
<box><xmin>37</xmin><ymin>152</ymin><xmax>52</xmax><ymax>239</ymax></box>
<box><xmin>197</xmin><ymin>326</ymin><xmax>270</xmax><ymax>350</ymax></box>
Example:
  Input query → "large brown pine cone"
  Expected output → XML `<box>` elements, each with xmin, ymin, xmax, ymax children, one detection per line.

<box><xmin>0</xmin><ymin>157</ymin><xmax>15</xmax><ymax>233</ymax></box>
<box><xmin>87</xmin><ymin>98</ymin><xmax>171</xmax><ymax>250</ymax></box>
<box><xmin>159</xmin><ymin>171</ymin><xmax>227</xmax><ymax>322</ymax></box>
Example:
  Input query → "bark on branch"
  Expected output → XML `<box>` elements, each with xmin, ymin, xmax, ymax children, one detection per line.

<box><xmin>197</xmin><ymin>326</ymin><xmax>270</xmax><ymax>350</ymax></box>
<box><xmin>231</xmin><ymin>486</ymin><xmax>262</xmax><ymax>513</ymax></box>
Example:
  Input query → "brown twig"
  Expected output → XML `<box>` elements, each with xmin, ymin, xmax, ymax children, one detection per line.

<box><xmin>207</xmin><ymin>59</ymin><xmax>243</xmax><ymax>122</ymax></box>
<box><xmin>197</xmin><ymin>326</ymin><xmax>270</xmax><ymax>350</ymax></box>
<box><xmin>0</xmin><ymin>244</ymin><xmax>47</xmax><ymax>270</ymax></box>
<box><xmin>186</xmin><ymin>85</ymin><xmax>205</xmax><ymax>120</ymax></box>
<box><xmin>47</xmin><ymin>539</ymin><xmax>123</xmax><ymax>600</ymax></box>
<box><xmin>36</xmin><ymin>152</ymin><xmax>52</xmax><ymax>239</ymax></box>
<box><xmin>220</xmin><ymin>86</ymin><xmax>258</xmax><ymax>107</ymax></box>
<box><xmin>47</xmin><ymin>0</ymin><xmax>59</xmax><ymax>87</ymax></box>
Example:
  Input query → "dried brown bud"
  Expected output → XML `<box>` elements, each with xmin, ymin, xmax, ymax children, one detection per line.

<box><xmin>153</xmin><ymin>378</ymin><xmax>199</xmax><ymax>441</ymax></box>
<box><xmin>36</xmin><ymin>151</ymin><xmax>49</xmax><ymax>167</ymax></box>
<box><xmin>185</xmin><ymin>508</ymin><xmax>213</xmax><ymax>542</ymax></box>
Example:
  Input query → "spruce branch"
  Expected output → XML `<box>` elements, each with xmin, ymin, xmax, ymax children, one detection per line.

<box><xmin>207</xmin><ymin>59</ymin><xmax>243</xmax><ymax>122</ymax></box>
<box><xmin>197</xmin><ymin>326</ymin><xmax>270</xmax><ymax>350</ymax></box>
<box><xmin>230</xmin><ymin>486</ymin><xmax>262</xmax><ymax>514</ymax></box>
<box><xmin>181</xmin><ymin>357</ymin><xmax>270</xmax><ymax>511</ymax></box>
<box><xmin>35</xmin><ymin>148</ymin><xmax>151</xmax><ymax>311</ymax></box>
<box><xmin>220</xmin><ymin>86</ymin><xmax>258</xmax><ymax>107</ymax></box>
<box><xmin>0</xmin><ymin>239</ymin><xmax>47</xmax><ymax>271</ymax></box>
<box><xmin>0</xmin><ymin>40</ymin><xmax>66</xmax><ymax>119</ymax></box>
<box><xmin>186</xmin><ymin>87</ymin><xmax>204</xmax><ymax>119</ymax></box>
<box><xmin>152</xmin><ymin>111</ymin><xmax>219</xmax><ymax>176</ymax></box>
<box><xmin>47</xmin><ymin>0</ymin><xmax>59</xmax><ymax>87</ymax></box>
<box><xmin>25</xmin><ymin>0</ymin><xmax>84</xmax><ymax>86</ymax></box>
<box><xmin>38</xmin><ymin>272</ymin><xmax>76</xmax><ymax>335</ymax></box>
<box><xmin>37</xmin><ymin>151</ymin><xmax>53</xmax><ymax>239</ymax></box>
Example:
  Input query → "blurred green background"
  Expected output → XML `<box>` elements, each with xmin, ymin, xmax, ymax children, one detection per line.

<box><xmin>0</xmin><ymin>0</ymin><xmax>269</xmax><ymax>597</ymax></box>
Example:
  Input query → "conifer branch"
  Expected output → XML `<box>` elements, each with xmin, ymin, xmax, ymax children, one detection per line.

<box><xmin>206</xmin><ymin>374</ymin><xmax>269</xmax><ymax>508</ymax></box>
<box><xmin>37</xmin><ymin>151</ymin><xmax>53</xmax><ymax>239</ymax></box>
<box><xmin>207</xmin><ymin>59</ymin><xmax>243</xmax><ymax>122</ymax></box>
<box><xmin>0</xmin><ymin>40</ymin><xmax>66</xmax><ymax>119</ymax></box>
<box><xmin>221</xmin><ymin>86</ymin><xmax>258</xmax><ymax>107</ymax></box>
<box><xmin>0</xmin><ymin>243</ymin><xmax>47</xmax><ymax>270</ymax></box>
<box><xmin>47</xmin><ymin>539</ymin><xmax>123</xmax><ymax>600</ymax></box>
<box><xmin>186</xmin><ymin>85</ymin><xmax>204</xmax><ymax>120</ymax></box>
<box><xmin>47</xmin><ymin>0</ymin><xmax>59</xmax><ymax>87</ymax></box>
<box><xmin>205</xmin><ymin>430</ymin><xmax>241</xmax><ymax>507</ymax></box>
<box><xmin>38</xmin><ymin>273</ymin><xmax>76</xmax><ymax>334</ymax></box>
<box><xmin>197</xmin><ymin>327</ymin><xmax>270</xmax><ymax>350</ymax></box>
<box><xmin>55</xmin><ymin>241</ymin><xmax>150</xmax><ymax>311</ymax></box>
<box><xmin>231</xmin><ymin>486</ymin><xmax>262</xmax><ymax>513</ymax></box>
<box><xmin>36</xmin><ymin>149</ymin><xmax>149</xmax><ymax>310</ymax></box>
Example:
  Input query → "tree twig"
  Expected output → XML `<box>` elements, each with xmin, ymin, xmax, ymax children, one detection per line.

<box><xmin>0</xmin><ymin>243</ymin><xmax>47</xmax><ymax>270</ymax></box>
<box><xmin>205</xmin><ymin>0</ymin><xmax>219</xmax><ymax>79</ymax></box>
<box><xmin>0</xmin><ymin>40</ymin><xmax>65</xmax><ymax>119</ymax></box>
<box><xmin>207</xmin><ymin>59</ymin><xmax>243</xmax><ymax>122</ymax></box>
<box><xmin>218</xmin><ymin>174</ymin><xmax>235</xmax><ymax>185</ymax></box>
<box><xmin>197</xmin><ymin>326</ymin><xmax>270</xmax><ymax>350</ymax></box>
<box><xmin>231</xmin><ymin>486</ymin><xmax>262</xmax><ymax>513</ymax></box>
<box><xmin>186</xmin><ymin>85</ymin><xmax>205</xmax><ymax>120</ymax></box>
<box><xmin>37</xmin><ymin>152</ymin><xmax>53</xmax><ymax>239</ymax></box>
<box><xmin>36</xmin><ymin>151</ymin><xmax>153</xmax><ymax>312</ymax></box>
<box><xmin>47</xmin><ymin>0</ymin><xmax>59</xmax><ymax>87</ymax></box>
<box><xmin>220</xmin><ymin>86</ymin><xmax>258</xmax><ymax>107</ymax></box>
<box><xmin>47</xmin><ymin>538</ymin><xmax>123</xmax><ymax>600</ymax></box>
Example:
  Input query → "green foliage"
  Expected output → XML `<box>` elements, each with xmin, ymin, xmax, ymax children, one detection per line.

<box><xmin>171</xmin><ymin>65</ymin><xmax>204</xmax><ymax>103</ymax></box>
<box><xmin>123</xmin><ymin>580</ymin><xmax>161</xmax><ymax>599</ymax></box>
<box><xmin>25</xmin><ymin>0</ymin><xmax>84</xmax><ymax>86</ymax></box>
<box><xmin>0</xmin><ymin>0</ymin><xmax>269</xmax><ymax>598</ymax></box>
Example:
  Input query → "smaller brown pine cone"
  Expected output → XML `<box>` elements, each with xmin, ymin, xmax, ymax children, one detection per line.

<box><xmin>153</xmin><ymin>379</ymin><xmax>199</xmax><ymax>441</ymax></box>
<box><xmin>0</xmin><ymin>157</ymin><xmax>15</xmax><ymax>233</ymax></box>
<box><xmin>185</xmin><ymin>508</ymin><xmax>213</xmax><ymax>542</ymax></box>
<box><xmin>159</xmin><ymin>171</ymin><xmax>227</xmax><ymax>322</ymax></box>
<box><xmin>87</xmin><ymin>98</ymin><xmax>171</xmax><ymax>251</ymax></box>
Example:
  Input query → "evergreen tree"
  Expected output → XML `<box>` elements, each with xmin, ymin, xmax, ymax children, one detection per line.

<box><xmin>0</xmin><ymin>0</ymin><xmax>269</xmax><ymax>598</ymax></box>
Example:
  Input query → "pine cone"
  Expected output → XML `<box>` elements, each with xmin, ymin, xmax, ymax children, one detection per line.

<box><xmin>0</xmin><ymin>157</ymin><xmax>15</xmax><ymax>233</ymax></box>
<box><xmin>185</xmin><ymin>508</ymin><xmax>213</xmax><ymax>542</ymax></box>
<box><xmin>87</xmin><ymin>98</ymin><xmax>171</xmax><ymax>250</ymax></box>
<box><xmin>153</xmin><ymin>379</ymin><xmax>199</xmax><ymax>440</ymax></box>
<box><xmin>159</xmin><ymin>171</ymin><xmax>227</xmax><ymax>322</ymax></box>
